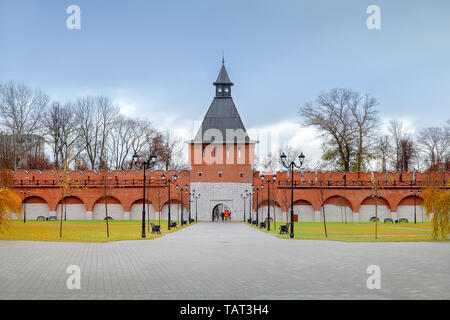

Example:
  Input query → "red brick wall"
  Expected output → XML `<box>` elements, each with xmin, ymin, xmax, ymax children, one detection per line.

<box><xmin>12</xmin><ymin>169</ymin><xmax>449</xmax><ymax>214</ymax></box>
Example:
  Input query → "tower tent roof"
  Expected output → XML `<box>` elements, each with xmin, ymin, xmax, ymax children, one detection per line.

<box><xmin>213</xmin><ymin>63</ymin><xmax>233</xmax><ymax>85</ymax></box>
<box><xmin>193</xmin><ymin>97</ymin><xmax>250</xmax><ymax>143</ymax></box>
<box><xmin>191</xmin><ymin>62</ymin><xmax>254</xmax><ymax>144</ymax></box>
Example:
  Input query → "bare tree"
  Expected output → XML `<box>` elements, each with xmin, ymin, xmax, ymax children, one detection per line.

<box><xmin>108</xmin><ymin>116</ymin><xmax>161</xmax><ymax>170</ymax></box>
<box><xmin>261</xmin><ymin>152</ymin><xmax>280</xmax><ymax>172</ymax></box>
<box><xmin>0</xmin><ymin>81</ymin><xmax>49</xmax><ymax>170</ymax></box>
<box><xmin>399</xmin><ymin>138</ymin><xmax>416</xmax><ymax>172</ymax></box>
<box><xmin>315</xmin><ymin>170</ymin><xmax>328</xmax><ymax>238</ymax></box>
<box><xmin>43</xmin><ymin>102</ymin><xmax>81</xmax><ymax>170</ymax></box>
<box><xmin>387</xmin><ymin>119</ymin><xmax>409</xmax><ymax>171</ymax></box>
<box><xmin>75</xmin><ymin>96</ymin><xmax>119</xmax><ymax>170</ymax></box>
<box><xmin>108</xmin><ymin>116</ymin><xmax>141</xmax><ymax>170</ymax></box>
<box><xmin>157</xmin><ymin>130</ymin><xmax>186</xmax><ymax>171</ymax></box>
<box><xmin>347</xmin><ymin>92</ymin><xmax>379</xmax><ymax>171</ymax></box>
<box><xmin>376</xmin><ymin>135</ymin><xmax>390</xmax><ymax>171</ymax></box>
<box><xmin>299</xmin><ymin>89</ymin><xmax>378</xmax><ymax>171</ymax></box>
<box><xmin>417</xmin><ymin>123</ymin><xmax>449</xmax><ymax>171</ymax></box>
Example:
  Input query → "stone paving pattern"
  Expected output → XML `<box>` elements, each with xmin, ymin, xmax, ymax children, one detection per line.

<box><xmin>0</xmin><ymin>222</ymin><xmax>449</xmax><ymax>299</ymax></box>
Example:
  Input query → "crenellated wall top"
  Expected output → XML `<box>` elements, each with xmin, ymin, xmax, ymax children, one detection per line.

<box><xmin>13</xmin><ymin>169</ymin><xmax>191</xmax><ymax>181</ymax></box>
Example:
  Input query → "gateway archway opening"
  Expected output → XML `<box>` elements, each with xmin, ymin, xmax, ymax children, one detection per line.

<box><xmin>212</xmin><ymin>203</ymin><xmax>231</xmax><ymax>222</ymax></box>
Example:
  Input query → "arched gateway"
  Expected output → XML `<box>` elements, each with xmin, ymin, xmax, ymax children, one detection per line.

<box><xmin>212</xmin><ymin>203</ymin><xmax>231</xmax><ymax>221</ymax></box>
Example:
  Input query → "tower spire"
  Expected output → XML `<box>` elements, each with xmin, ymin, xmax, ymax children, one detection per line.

<box><xmin>213</xmin><ymin>60</ymin><xmax>233</xmax><ymax>98</ymax></box>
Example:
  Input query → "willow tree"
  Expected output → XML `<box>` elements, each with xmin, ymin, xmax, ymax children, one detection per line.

<box><xmin>423</xmin><ymin>186</ymin><xmax>450</xmax><ymax>239</ymax></box>
<box><xmin>0</xmin><ymin>169</ymin><xmax>22</xmax><ymax>232</ymax></box>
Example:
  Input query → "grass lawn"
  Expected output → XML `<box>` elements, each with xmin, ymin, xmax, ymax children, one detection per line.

<box><xmin>0</xmin><ymin>220</ymin><xmax>194</xmax><ymax>243</ymax></box>
<box><xmin>247</xmin><ymin>221</ymin><xmax>448</xmax><ymax>242</ymax></box>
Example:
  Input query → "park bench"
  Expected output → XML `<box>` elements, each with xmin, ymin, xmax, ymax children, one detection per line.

<box><xmin>265</xmin><ymin>217</ymin><xmax>273</xmax><ymax>223</ymax></box>
<box><xmin>252</xmin><ymin>220</ymin><xmax>257</xmax><ymax>225</ymax></box>
<box><xmin>48</xmin><ymin>216</ymin><xmax>57</xmax><ymax>221</ymax></box>
<box><xmin>384</xmin><ymin>218</ymin><xmax>394</xmax><ymax>223</ymax></box>
<box><xmin>259</xmin><ymin>222</ymin><xmax>266</xmax><ymax>229</ymax></box>
<box><xmin>399</xmin><ymin>218</ymin><xmax>408</xmax><ymax>223</ymax></box>
<box><xmin>181</xmin><ymin>220</ymin><xmax>187</xmax><ymax>225</ymax></box>
<box><xmin>369</xmin><ymin>217</ymin><xmax>380</xmax><ymax>222</ymax></box>
<box><xmin>279</xmin><ymin>223</ymin><xmax>289</xmax><ymax>234</ymax></box>
<box><xmin>170</xmin><ymin>221</ymin><xmax>177</xmax><ymax>228</ymax></box>
<box><xmin>247</xmin><ymin>219</ymin><xmax>252</xmax><ymax>224</ymax></box>
<box><xmin>189</xmin><ymin>218</ymin><xmax>195</xmax><ymax>223</ymax></box>
<box><xmin>151</xmin><ymin>222</ymin><xmax>161</xmax><ymax>234</ymax></box>
<box><xmin>37</xmin><ymin>216</ymin><xmax>46</xmax><ymax>221</ymax></box>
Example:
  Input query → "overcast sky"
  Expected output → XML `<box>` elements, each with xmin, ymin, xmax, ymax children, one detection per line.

<box><xmin>1</xmin><ymin>0</ymin><xmax>449</xmax><ymax>165</ymax></box>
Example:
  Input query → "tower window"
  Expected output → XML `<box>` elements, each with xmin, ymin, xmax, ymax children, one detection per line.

<box><xmin>198</xmin><ymin>172</ymin><xmax>202</xmax><ymax>177</ymax></box>
<box><xmin>240</xmin><ymin>172</ymin><xmax>244</xmax><ymax>178</ymax></box>
<box><xmin>224</xmin><ymin>88</ymin><xmax>229</xmax><ymax>92</ymax></box>
<box><xmin>218</xmin><ymin>88</ymin><xmax>222</xmax><ymax>92</ymax></box>
<box><xmin>218</xmin><ymin>172</ymin><xmax>222</xmax><ymax>178</ymax></box>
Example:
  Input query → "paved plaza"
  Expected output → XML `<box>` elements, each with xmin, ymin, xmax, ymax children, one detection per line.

<box><xmin>0</xmin><ymin>222</ymin><xmax>449</xmax><ymax>300</ymax></box>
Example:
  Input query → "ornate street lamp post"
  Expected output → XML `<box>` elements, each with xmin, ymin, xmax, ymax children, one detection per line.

<box><xmin>241</xmin><ymin>191</ymin><xmax>248</xmax><ymax>222</ymax></box>
<box><xmin>194</xmin><ymin>192</ymin><xmax>200</xmax><ymax>221</ymax></box>
<box><xmin>176</xmin><ymin>184</ymin><xmax>188</xmax><ymax>226</ymax></box>
<box><xmin>249</xmin><ymin>185</ymin><xmax>254</xmax><ymax>223</ymax></box>
<box><xmin>371</xmin><ymin>194</ymin><xmax>381</xmax><ymax>239</ymax></box>
<box><xmin>188</xmin><ymin>189</ymin><xmax>192</xmax><ymax>224</ymax></box>
<box><xmin>132</xmin><ymin>152</ymin><xmax>157</xmax><ymax>238</ymax></box>
<box><xmin>161</xmin><ymin>172</ymin><xmax>178</xmax><ymax>230</ymax></box>
<box><xmin>255</xmin><ymin>184</ymin><xmax>262</xmax><ymax>226</ymax></box>
<box><xmin>190</xmin><ymin>189</ymin><xmax>200</xmax><ymax>223</ymax></box>
<box><xmin>280</xmin><ymin>152</ymin><xmax>305</xmax><ymax>238</ymax></box>
<box><xmin>260</xmin><ymin>173</ymin><xmax>277</xmax><ymax>231</ymax></box>
<box><xmin>20</xmin><ymin>188</ymin><xmax>30</xmax><ymax>223</ymax></box>
<box><xmin>410</xmin><ymin>190</ymin><xmax>420</xmax><ymax>224</ymax></box>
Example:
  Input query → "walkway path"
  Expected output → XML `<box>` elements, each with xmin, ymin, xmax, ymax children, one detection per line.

<box><xmin>0</xmin><ymin>222</ymin><xmax>449</xmax><ymax>299</ymax></box>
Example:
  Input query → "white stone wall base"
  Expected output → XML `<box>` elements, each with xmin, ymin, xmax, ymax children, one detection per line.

<box><xmin>190</xmin><ymin>182</ymin><xmax>253</xmax><ymax>221</ymax></box>
<box><xmin>86</xmin><ymin>211</ymin><xmax>93</xmax><ymax>220</ymax></box>
<box><xmin>314</xmin><ymin>211</ymin><xmax>321</xmax><ymax>222</ymax></box>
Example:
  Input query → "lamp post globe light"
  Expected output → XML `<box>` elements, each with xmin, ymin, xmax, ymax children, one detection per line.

<box><xmin>280</xmin><ymin>152</ymin><xmax>305</xmax><ymax>239</ymax></box>
<box><xmin>410</xmin><ymin>190</ymin><xmax>420</xmax><ymax>224</ymax></box>
<box><xmin>162</xmin><ymin>172</ymin><xmax>178</xmax><ymax>230</ymax></box>
<box><xmin>132</xmin><ymin>152</ymin><xmax>157</xmax><ymax>238</ymax></box>
<box><xmin>260</xmin><ymin>173</ymin><xmax>276</xmax><ymax>231</ymax></box>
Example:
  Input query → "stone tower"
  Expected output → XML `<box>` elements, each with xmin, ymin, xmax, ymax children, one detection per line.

<box><xmin>188</xmin><ymin>60</ymin><xmax>256</xmax><ymax>221</ymax></box>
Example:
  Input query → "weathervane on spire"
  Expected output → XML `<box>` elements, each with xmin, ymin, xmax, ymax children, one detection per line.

<box><xmin>222</xmin><ymin>51</ymin><xmax>225</xmax><ymax>65</ymax></box>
